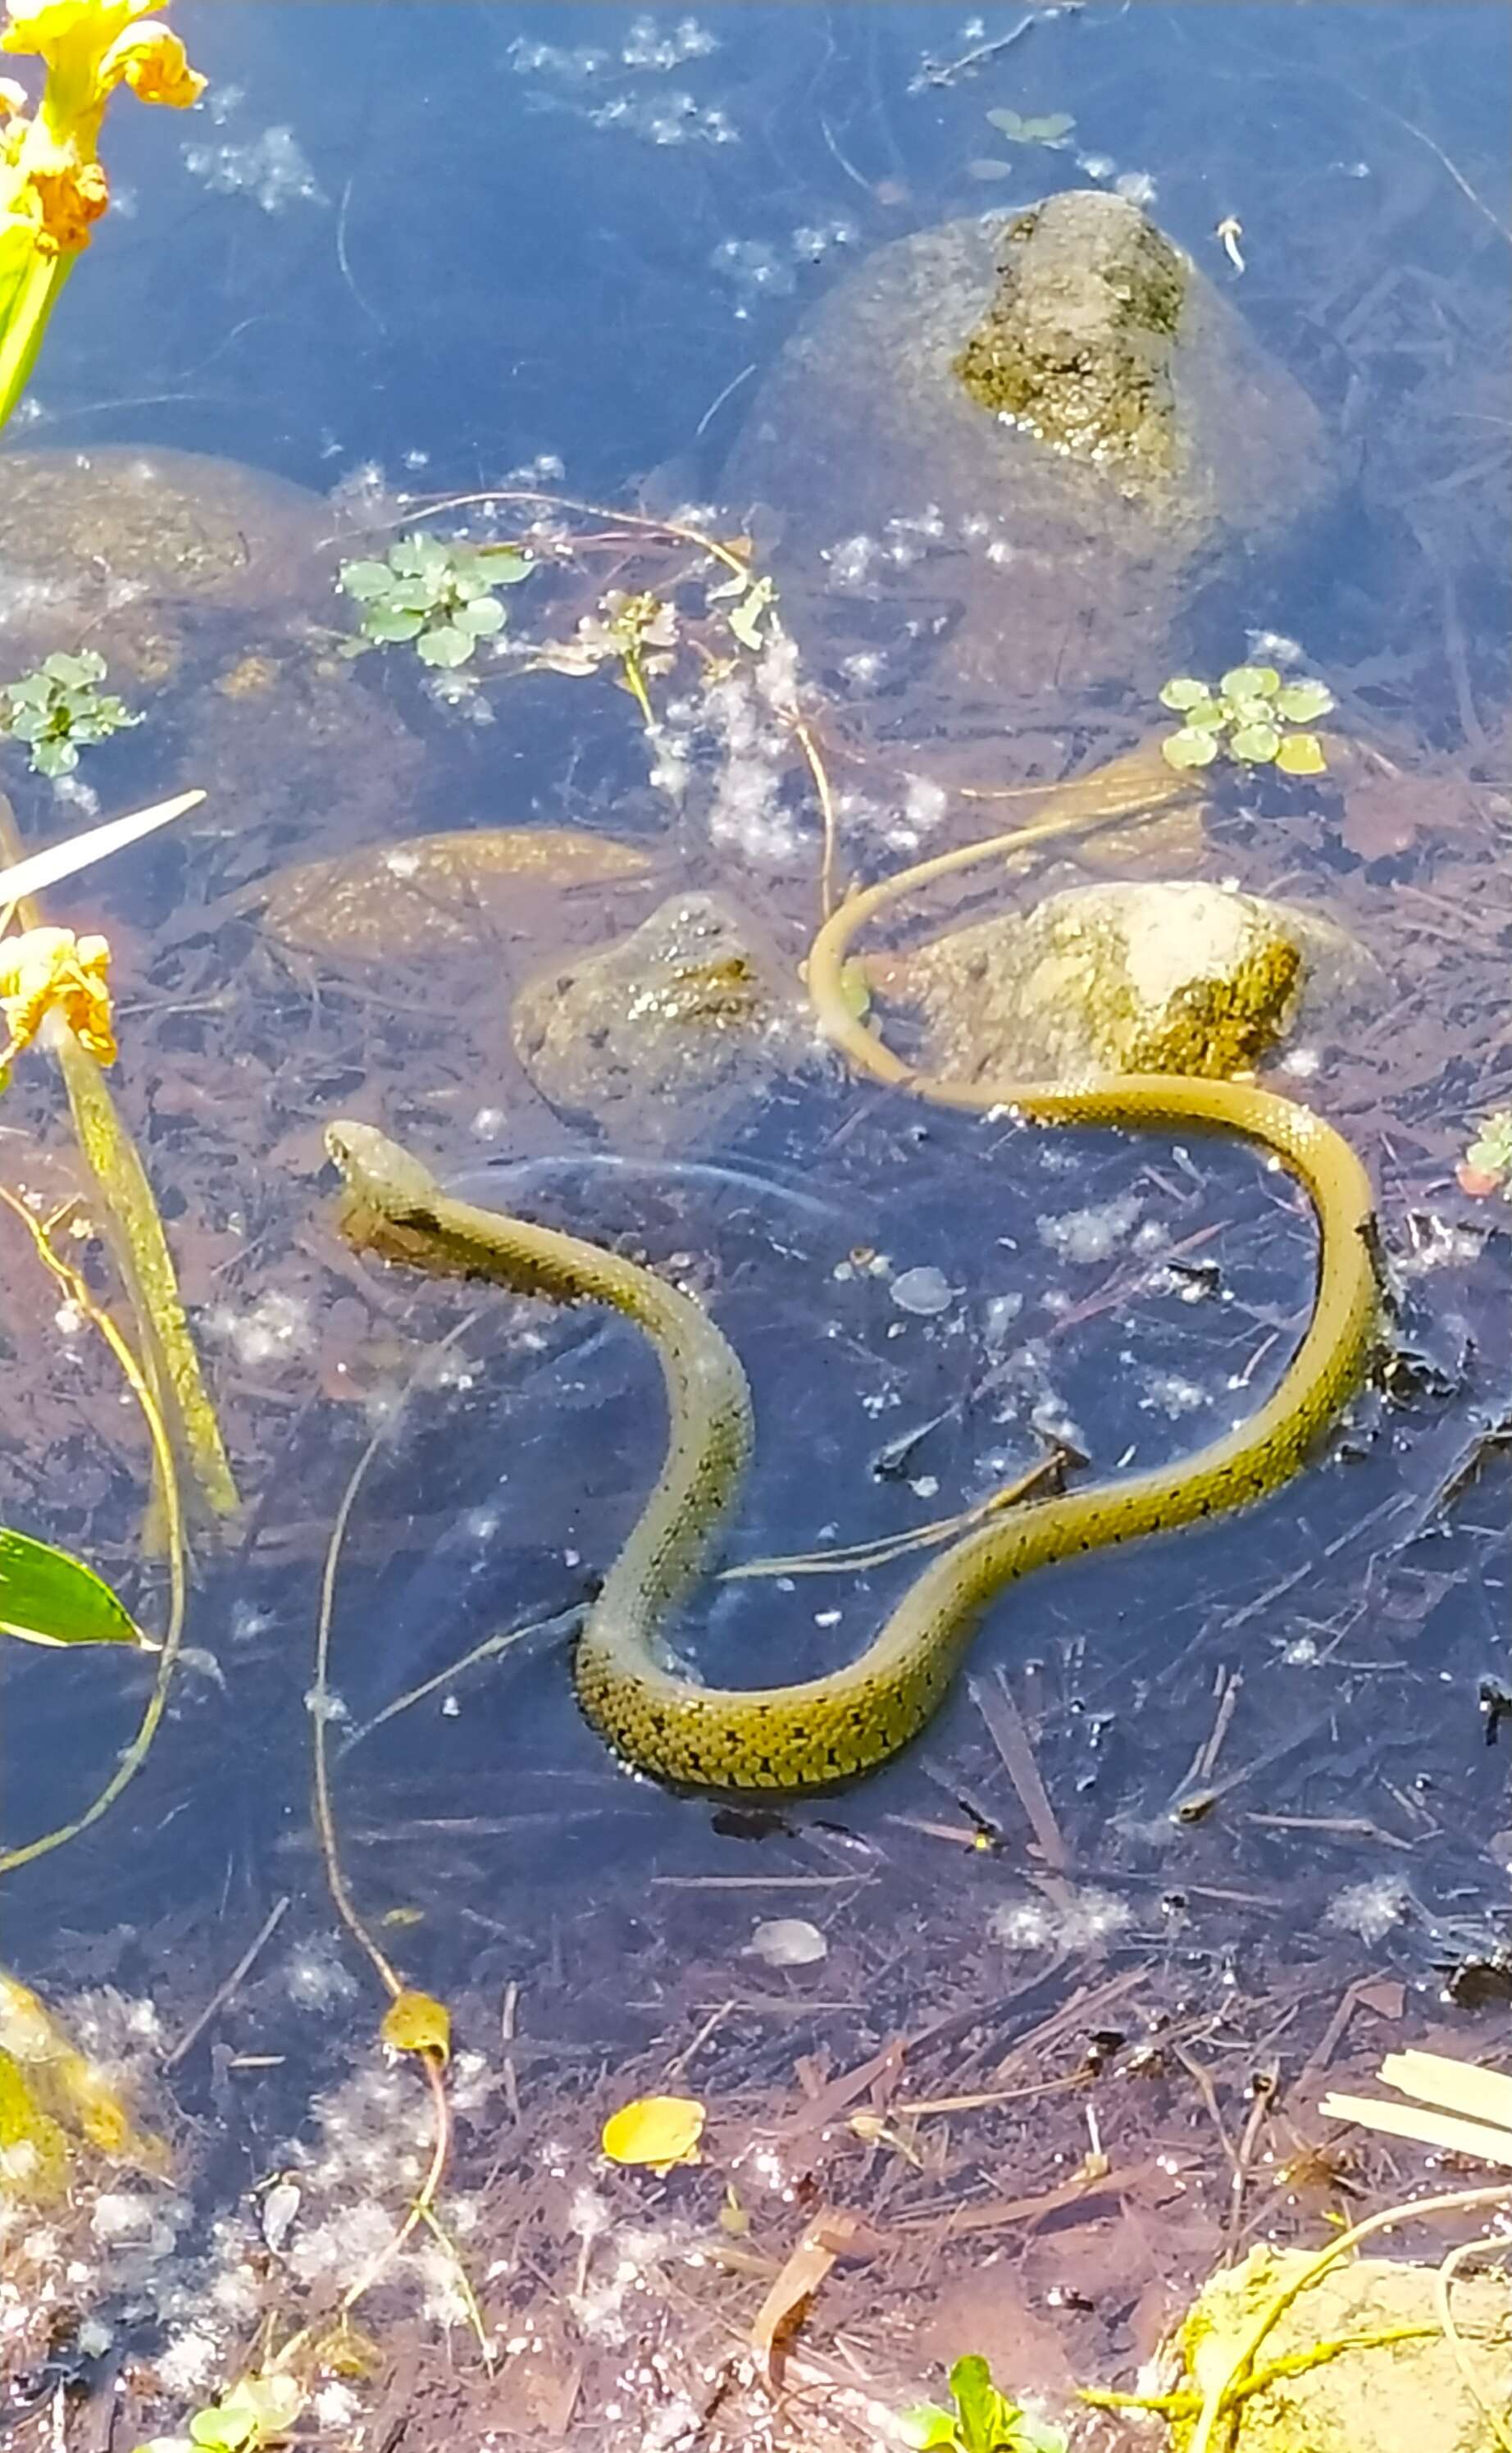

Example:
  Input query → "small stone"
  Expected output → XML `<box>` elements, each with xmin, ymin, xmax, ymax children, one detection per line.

<box><xmin>746</xmin><ymin>1919</ymin><xmax>828</xmax><ymax>1967</ymax></box>
<box><xmin>890</xmin><ymin>1265</ymin><xmax>954</xmax><ymax>1315</ymax></box>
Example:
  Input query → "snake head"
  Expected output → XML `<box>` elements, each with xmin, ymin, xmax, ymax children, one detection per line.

<box><xmin>325</xmin><ymin>1119</ymin><xmax>440</xmax><ymax>1217</ymax></box>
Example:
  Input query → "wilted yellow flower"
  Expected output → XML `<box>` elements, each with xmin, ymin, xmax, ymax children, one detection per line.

<box><xmin>100</xmin><ymin>18</ymin><xmax>199</xmax><ymax>105</ymax></box>
<box><xmin>0</xmin><ymin>923</ymin><xmax>115</xmax><ymax>1065</ymax></box>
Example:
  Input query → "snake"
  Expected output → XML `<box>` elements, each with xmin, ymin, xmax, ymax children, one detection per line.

<box><xmin>326</xmin><ymin>786</ymin><xmax>1382</xmax><ymax>1795</ymax></box>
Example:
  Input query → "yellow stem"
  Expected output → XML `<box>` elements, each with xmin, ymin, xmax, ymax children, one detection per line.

<box><xmin>0</xmin><ymin>244</ymin><xmax>72</xmax><ymax>434</ymax></box>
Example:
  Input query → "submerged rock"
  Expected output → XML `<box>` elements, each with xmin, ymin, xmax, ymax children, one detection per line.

<box><xmin>512</xmin><ymin>891</ymin><xmax>812</xmax><ymax>1147</ymax></box>
<box><xmin>724</xmin><ymin>189</ymin><xmax>1334</xmax><ymax>723</ymax></box>
<box><xmin>0</xmin><ymin>445</ymin><xmax>334</xmax><ymax>685</ymax></box>
<box><xmin>872</xmin><ymin>879</ymin><xmax>1378</xmax><ymax>1084</ymax></box>
<box><xmin>0</xmin><ymin>446</ymin><xmax>426</xmax><ymax>860</ymax></box>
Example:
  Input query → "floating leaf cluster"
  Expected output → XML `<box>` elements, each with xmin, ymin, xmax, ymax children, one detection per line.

<box><xmin>0</xmin><ymin>650</ymin><xmax>141</xmax><ymax>777</ymax></box>
<box><xmin>337</xmin><ymin>532</ymin><xmax>532</xmax><ymax>669</ymax></box>
<box><xmin>987</xmin><ymin>105</ymin><xmax>1076</xmax><ymax>145</ymax></box>
<box><xmin>1159</xmin><ymin>666</ymin><xmax>1333</xmax><ymax>774</ymax></box>
<box><xmin>901</xmin><ymin>2354</ymin><xmax>1068</xmax><ymax>2453</ymax></box>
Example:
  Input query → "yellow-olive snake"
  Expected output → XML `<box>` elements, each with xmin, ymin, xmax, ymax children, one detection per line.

<box><xmin>327</xmin><ymin>789</ymin><xmax>1380</xmax><ymax>1793</ymax></box>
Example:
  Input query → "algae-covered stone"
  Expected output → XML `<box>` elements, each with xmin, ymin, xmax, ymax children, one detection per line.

<box><xmin>873</xmin><ymin>880</ymin><xmax>1378</xmax><ymax>1085</ymax></box>
<box><xmin>724</xmin><ymin>191</ymin><xmax>1334</xmax><ymax>719</ymax></box>
<box><xmin>0</xmin><ymin>445</ymin><xmax>335</xmax><ymax>686</ymax></box>
<box><xmin>1173</xmin><ymin>2242</ymin><xmax>1511</xmax><ymax>2452</ymax></box>
<box><xmin>512</xmin><ymin>891</ymin><xmax>811</xmax><ymax>1147</ymax></box>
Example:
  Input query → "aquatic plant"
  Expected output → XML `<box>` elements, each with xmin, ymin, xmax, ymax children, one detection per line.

<box><xmin>970</xmin><ymin>103</ymin><xmax>1076</xmax><ymax>176</ymax></box>
<box><xmin>1459</xmin><ymin>1108</ymin><xmax>1512</xmax><ymax>1200</ymax></box>
<box><xmin>132</xmin><ymin>2371</ymin><xmax>303</xmax><ymax>2453</ymax></box>
<box><xmin>901</xmin><ymin>2355</ymin><xmax>1068</xmax><ymax>2453</ymax></box>
<box><xmin>336</xmin><ymin>532</ymin><xmax>532</xmax><ymax>668</ymax></box>
<box><xmin>1159</xmin><ymin>664</ymin><xmax>1334</xmax><ymax>773</ymax></box>
<box><xmin>0</xmin><ymin>646</ymin><xmax>140</xmax><ymax>774</ymax></box>
<box><xmin>0</xmin><ymin>0</ymin><xmax>204</xmax><ymax>431</ymax></box>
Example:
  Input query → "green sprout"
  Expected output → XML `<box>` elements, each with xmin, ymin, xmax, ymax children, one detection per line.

<box><xmin>1461</xmin><ymin>1109</ymin><xmax>1512</xmax><ymax>1201</ymax></box>
<box><xmin>132</xmin><ymin>2369</ymin><xmax>303</xmax><ymax>2453</ymax></box>
<box><xmin>900</xmin><ymin>2356</ymin><xmax>1068</xmax><ymax>2453</ymax></box>
<box><xmin>337</xmin><ymin>531</ymin><xmax>532</xmax><ymax>670</ymax></box>
<box><xmin>0</xmin><ymin>650</ymin><xmax>142</xmax><ymax>778</ymax></box>
<box><xmin>1159</xmin><ymin>665</ymin><xmax>1334</xmax><ymax>775</ymax></box>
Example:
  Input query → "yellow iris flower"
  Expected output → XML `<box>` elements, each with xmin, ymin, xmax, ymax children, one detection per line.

<box><xmin>0</xmin><ymin>0</ymin><xmax>204</xmax><ymax>424</ymax></box>
<box><xmin>0</xmin><ymin>923</ymin><xmax>116</xmax><ymax>1069</ymax></box>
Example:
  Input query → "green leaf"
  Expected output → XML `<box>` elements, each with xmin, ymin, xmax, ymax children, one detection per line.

<box><xmin>1219</xmin><ymin>663</ymin><xmax>1279</xmax><ymax>700</ymax></box>
<box><xmin>1159</xmin><ymin>676</ymin><xmax>1210</xmax><ymax>712</ymax></box>
<box><xmin>416</xmin><ymin>624</ymin><xmax>476</xmax><ymax>668</ymax></box>
<box><xmin>388</xmin><ymin>533</ymin><xmax>449</xmax><ymax>581</ymax></box>
<box><xmin>32</xmin><ymin>737</ymin><xmax>80</xmax><ymax>777</ymax></box>
<box><xmin>1018</xmin><ymin>112</ymin><xmax>1075</xmax><ymax>143</ymax></box>
<box><xmin>1273</xmin><ymin>677</ymin><xmax>1335</xmax><ymax>723</ymax></box>
<box><xmin>452</xmin><ymin>595</ymin><xmax>505</xmax><ymax>636</ymax></box>
<box><xmin>899</xmin><ymin>2409</ymin><xmax>961</xmax><ymax>2451</ymax></box>
<box><xmin>1162</xmin><ymin>726</ymin><xmax>1219</xmax><ymax>769</ymax></box>
<box><xmin>362</xmin><ymin>606</ymin><xmax>426</xmax><ymax>644</ymax></box>
<box><xmin>479</xmin><ymin>545</ymin><xmax>534</xmax><ymax>586</ymax></box>
<box><xmin>1274</xmin><ymin>731</ymin><xmax>1327</xmax><ymax>776</ymax></box>
<box><xmin>188</xmin><ymin>2418</ymin><xmax>244</xmax><ymax>2453</ymax></box>
<box><xmin>0</xmin><ymin>1529</ymin><xmax>145</xmax><ymax>1648</ymax></box>
<box><xmin>948</xmin><ymin>2356</ymin><xmax>1020</xmax><ymax>2453</ymax></box>
<box><xmin>1229</xmin><ymin>721</ymin><xmax>1281</xmax><ymax>763</ymax></box>
<box><xmin>338</xmin><ymin>559</ymin><xmax>399</xmax><ymax>601</ymax></box>
<box><xmin>41</xmin><ymin>650</ymin><xmax>106</xmax><ymax>688</ymax></box>
<box><xmin>986</xmin><ymin>107</ymin><xmax>1026</xmax><ymax>137</ymax></box>
<box><xmin>7</xmin><ymin>706</ymin><xmax>53</xmax><ymax>742</ymax></box>
<box><xmin>1019</xmin><ymin>2426</ymin><xmax>1068</xmax><ymax>2453</ymax></box>
<box><xmin>1184</xmin><ymin>698</ymin><xmax>1227</xmax><ymax>731</ymax></box>
<box><xmin>967</xmin><ymin>158</ymin><xmax>1015</xmax><ymax>180</ymax></box>
<box><xmin>5</xmin><ymin>672</ymin><xmax>55</xmax><ymax>708</ymax></box>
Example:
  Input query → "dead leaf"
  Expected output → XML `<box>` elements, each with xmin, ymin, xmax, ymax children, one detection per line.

<box><xmin>749</xmin><ymin>2207</ymin><xmax>863</xmax><ymax>2382</ymax></box>
<box><xmin>380</xmin><ymin>1990</ymin><xmax>451</xmax><ymax>2062</ymax></box>
<box><xmin>601</xmin><ymin>2094</ymin><xmax>705</xmax><ymax>2173</ymax></box>
<box><xmin>250</xmin><ymin>828</ymin><xmax>652</xmax><ymax>960</ymax></box>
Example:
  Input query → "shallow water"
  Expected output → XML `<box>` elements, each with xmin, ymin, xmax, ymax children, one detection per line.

<box><xmin>0</xmin><ymin>5</ymin><xmax>1508</xmax><ymax>2444</ymax></box>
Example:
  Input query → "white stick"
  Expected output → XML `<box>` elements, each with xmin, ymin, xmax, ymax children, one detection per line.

<box><xmin>0</xmin><ymin>788</ymin><xmax>206</xmax><ymax>905</ymax></box>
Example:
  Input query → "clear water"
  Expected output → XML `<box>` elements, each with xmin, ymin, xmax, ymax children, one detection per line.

<box><xmin>0</xmin><ymin>4</ymin><xmax>1508</xmax><ymax>2438</ymax></box>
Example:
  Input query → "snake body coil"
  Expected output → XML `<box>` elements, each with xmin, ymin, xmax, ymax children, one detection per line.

<box><xmin>327</xmin><ymin>819</ymin><xmax>1380</xmax><ymax>1793</ymax></box>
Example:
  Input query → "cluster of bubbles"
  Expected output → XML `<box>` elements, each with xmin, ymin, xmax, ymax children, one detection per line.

<box><xmin>181</xmin><ymin>89</ymin><xmax>324</xmax><ymax>215</ymax></box>
<box><xmin>507</xmin><ymin>16</ymin><xmax>730</xmax><ymax>147</ymax></box>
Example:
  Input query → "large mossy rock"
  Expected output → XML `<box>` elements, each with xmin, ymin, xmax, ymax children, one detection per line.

<box><xmin>870</xmin><ymin>879</ymin><xmax>1379</xmax><ymax>1083</ymax></box>
<box><xmin>511</xmin><ymin>891</ymin><xmax>812</xmax><ymax>1147</ymax></box>
<box><xmin>724</xmin><ymin>190</ymin><xmax>1334</xmax><ymax>722</ymax></box>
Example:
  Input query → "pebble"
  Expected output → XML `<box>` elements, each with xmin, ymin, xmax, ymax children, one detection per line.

<box><xmin>890</xmin><ymin>1265</ymin><xmax>954</xmax><ymax>1315</ymax></box>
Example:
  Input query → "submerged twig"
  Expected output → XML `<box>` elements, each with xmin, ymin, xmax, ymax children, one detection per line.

<box><xmin>162</xmin><ymin>1895</ymin><xmax>290</xmax><ymax>2072</ymax></box>
<box><xmin>307</xmin><ymin>1309</ymin><xmax>490</xmax><ymax>2362</ymax></box>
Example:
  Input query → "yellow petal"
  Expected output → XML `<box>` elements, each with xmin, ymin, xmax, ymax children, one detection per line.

<box><xmin>601</xmin><ymin>2094</ymin><xmax>705</xmax><ymax>2173</ymax></box>
<box><xmin>99</xmin><ymin>19</ymin><xmax>203</xmax><ymax>106</ymax></box>
<box><xmin>0</xmin><ymin>923</ymin><xmax>115</xmax><ymax>1061</ymax></box>
<box><xmin>0</xmin><ymin>2</ymin><xmax>150</xmax><ymax>63</ymax></box>
<box><xmin>27</xmin><ymin>151</ymin><xmax>107</xmax><ymax>250</ymax></box>
<box><xmin>379</xmin><ymin>1989</ymin><xmax>451</xmax><ymax>2063</ymax></box>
